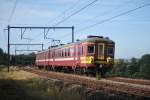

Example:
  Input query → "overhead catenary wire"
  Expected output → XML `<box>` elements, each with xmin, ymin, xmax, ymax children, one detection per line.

<box><xmin>48</xmin><ymin>0</ymin><xmax>82</xmax><ymax>25</ymax></box>
<box><xmin>75</xmin><ymin>0</ymin><xmax>134</xmax><ymax>26</ymax></box>
<box><xmin>43</xmin><ymin>0</ymin><xmax>82</xmax><ymax>40</ymax></box>
<box><xmin>8</xmin><ymin>0</ymin><xmax>18</xmax><ymax>24</ymax></box>
<box><xmin>63</xmin><ymin>3</ymin><xmax>150</xmax><ymax>37</ymax></box>
<box><xmin>62</xmin><ymin>0</ymin><xmax>133</xmax><ymax>39</ymax></box>
<box><xmin>76</xmin><ymin>2</ymin><xmax>150</xmax><ymax>32</ymax></box>
<box><xmin>31</xmin><ymin>0</ymin><xmax>98</xmax><ymax>43</ymax></box>
<box><xmin>1</xmin><ymin>0</ymin><xmax>18</xmax><ymax>53</ymax></box>
<box><xmin>53</xmin><ymin>0</ymin><xmax>99</xmax><ymax>26</ymax></box>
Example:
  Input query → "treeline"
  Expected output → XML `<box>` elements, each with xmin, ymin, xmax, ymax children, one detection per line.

<box><xmin>0</xmin><ymin>48</ymin><xmax>7</xmax><ymax>65</ymax></box>
<box><xmin>0</xmin><ymin>48</ymin><xmax>35</xmax><ymax>66</ymax></box>
<box><xmin>110</xmin><ymin>54</ymin><xmax>150</xmax><ymax>79</ymax></box>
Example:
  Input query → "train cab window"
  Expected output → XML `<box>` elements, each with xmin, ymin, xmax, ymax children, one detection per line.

<box><xmin>108</xmin><ymin>47</ymin><xmax>114</xmax><ymax>55</ymax></box>
<box><xmin>98</xmin><ymin>44</ymin><xmax>104</xmax><ymax>57</ymax></box>
<box><xmin>88</xmin><ymin>45</ymin><xmax>94</xmax><ymax>54</ymax></box>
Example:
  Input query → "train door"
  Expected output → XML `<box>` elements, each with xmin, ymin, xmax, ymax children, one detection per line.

<box><xmin>46</xmin><ymin>51</ymin><xmax>49</xmax><ymax>66</ymax></box>
<box><xmin>48</xmin><ymin>49</ymin><xmax>51</xmax><ymax>66</ymax></box>
<box><xmin>75</xmin><ymin>44</ymin><xmax>80</xmax><ymax>66</ymax></box>
<box><xmin>44</xmin><ymin>52</ymin><xmax>46</xmax><ymax>67</ymax></box>
<box><xmin>98</xmin><ymin>43</ymin><xmax>105</xmax><ymax>60</ymax></box>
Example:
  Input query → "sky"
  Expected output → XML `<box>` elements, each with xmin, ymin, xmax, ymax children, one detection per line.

<box><xmin>0</xmin><ymin>0</ymin><xmax>150</xmax><ymax>58</ymax></box>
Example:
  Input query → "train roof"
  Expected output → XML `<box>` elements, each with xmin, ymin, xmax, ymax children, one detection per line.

<box><xmin>37</xmin><ymin>35</ymin><xmax>115</xmax><ymax>53</ymax></box>
<box><xmin>63</xmin><ymin>35</ymin><xmax>115</xmax><ymax>46</ymax></box>
<box><xmin>77</xmin><ymin>35</ymin><xmax>114</xmax><ymax>43</ymax></box>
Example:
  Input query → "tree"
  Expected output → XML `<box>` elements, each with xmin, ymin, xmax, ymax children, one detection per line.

<box><xmin>113</xmin><ymin>59</ymin><xmax>127</xmax><ymax>76</ymax></box>
<box><xmin>126</xmin><ymin>58</ymin><xmax>139</xmax><ymax>77</ymax></box>
<box><xmin>139</xmin><ymin>54</ymin><xmax>150</xmax><ymax>79</ymax></box>
<box><xmin>0</xmin><ymin>47</ymin><xmax>35</xmax><ymax>66</ymax></box>
<box><xmin>0</xmin><ymin>48</ymin><xmax>3</xmax><ymax>55</ymax></box>
<box><xmin>11</xmin><ymin>53</ymin><xmax>35</xmax><ymax>66</ymax></box>
<box><xmin>0</xmin><ymin>48</ymin><xmax>7</xmax><ymax>65</ymax></box>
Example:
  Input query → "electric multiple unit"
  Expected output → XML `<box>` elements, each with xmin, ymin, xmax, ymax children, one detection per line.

<box><xmin>35</xmin><ymin>35</ymin><xmax>115</xmax><ymax>76</ymax></box>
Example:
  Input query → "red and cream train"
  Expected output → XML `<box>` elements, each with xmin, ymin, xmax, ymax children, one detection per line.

<box><xmin>35</xmin><ymin>36</ymin><xmax>115</xmax><ymax>76</ymax></box>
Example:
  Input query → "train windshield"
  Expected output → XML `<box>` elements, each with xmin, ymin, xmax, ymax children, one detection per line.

<box><xmin>108</xmin><ymin>47</ymin><xmax>114</xmax><ymax>55</ymax></box>
<box><xmin>98</xmin><ymin>44</ymin><xmax>104</xmax><ymax>59</ymax></box>
<box><xmin>88</xmin><ymin>45</ymin><xmax>94</xmax><ymax>54</ymax></box>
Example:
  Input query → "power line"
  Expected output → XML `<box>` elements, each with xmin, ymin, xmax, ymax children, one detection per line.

<box><xmin>60</xmin><ymin>0</ymin><xmax>132</xmax><ymax>39</ymax></box>
<box><xmin>53</xmin><ymin>0</ymin><xmax>98</xmax><ymax>26</ymax></box>
<box><xmin>62</xmin><ymin>0</ymin><xmax>82</xmax><ymax>15</ymax></box>
<box><xmin>76</xmin><ymin>2</ymin><xmax>150</xmax><ymax>32</ymax></box>
<box><xmin>8</xmin><ymin>0</ymin><xmax>18</xmax><ymax>24</ymax></box>
<box><xmin>48</xmin><ymin>0</ymin><xmax>82</xmax><ymax>25</ymax></box>
<box><xmin>75</xmin><ymin>0</ymin><xmax>134</xmax><ymax>26</ymax></box>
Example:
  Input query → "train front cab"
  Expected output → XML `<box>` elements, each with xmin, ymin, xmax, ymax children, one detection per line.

<box><xmin>97</xmin><ymin>42</ymin><xmax>115</xmax><ymax>76</ymax></box>
<box><xmin>84</xmin><ymin>41</ymin><xmax>115</xmax><ymax>76</ymax></box>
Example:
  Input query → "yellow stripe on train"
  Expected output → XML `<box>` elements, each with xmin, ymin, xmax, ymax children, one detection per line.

<box><xmin>80</xmin><ymin>56</ymin><xmax>94</xmax><ymax>64</ymax></box>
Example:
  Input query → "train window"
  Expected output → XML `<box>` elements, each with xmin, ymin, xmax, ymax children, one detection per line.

<box><xmin>60</xmin><ymin>49</ymin><xmax>62</xmax><ymax>57</ymax></box>
<box><xmin>57</xmin><ymin>50</ymin><xmax>59</xmax><ymax>57</ymax></box>
<box><xmin>61</xmin><ymin>49</ymin><xmax>64</xmax><ymax>57</ymax></box>
<box><xmin>59</xmin><ymin>50</ymin><xmax>61</xmax><ymax>57</ymax></box>
<box><xmin>49</xmin><ymin>52</ymin><xmax>50</xmax><ymax>58</ymax></box>
<box><xmin>88</xmin><ymin>45</ymin><xmax>94</xmax><ymax>54</ymax></box>
<box><xmin>62</xmin><ymin>49</ymin><xmax>64</xmax><ymax>57</ymax></box>
<box><xmin>68</xmin><ymin>48</ymin><xmax>70</xmax><ymax>57</ymax></box>
<box><xmin>60</xmin><ymin>50</ymin><xmax>62</xmax><ymax>57</ymax></box>
<box><xmin>50</xmin><ymin>51</ymin><xmax>51</xmax><ymax>58</ymax></box>
<box><xmin>52</xmin><ymin>51</ymin><xmax>54</xmax><ymax>57</ymax></box>
<box><xmin>108</xmin><ymin>47</ymin><xmax>114</xmax><ymax>55</ymax></box>
<box><xmin>64</xmin><ymin>49</ymin><xmax>67</xmax><ymax>57</ymax></box>
<box><xmin>55</xmin><ymin>50</ymin><xmax>57</xmax><ymax>57</ymax></box>
<box><xmin>79</xmin><ymin>46</ymin><xmax>83</xmax><ymax>56</ymax></box>
<box><xmin>57</xmin><ymin>50</ymin><xmax>60</xmax><ymax>57</ymax></box>
<box><xmin>70</xmin><ymin>48</ymin><xmax>74</xmax><ymax>56</ymax></box>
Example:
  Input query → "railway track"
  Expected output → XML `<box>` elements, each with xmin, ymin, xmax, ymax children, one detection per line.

<box><xmin>106</xmin><ymin>77</ymin><xmax>150</xmax><ymax>86</ymax></box>
<box><xmin>23</xmin><ymin>67</ymin><xmax>150</xmax><ymax>98</ymax></box>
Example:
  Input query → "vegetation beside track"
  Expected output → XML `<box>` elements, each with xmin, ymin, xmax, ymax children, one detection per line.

<box><xmin>109</xmin><ymin>54</ymin><xmax>150</xmax><ymax>79</ymax></box>
<box><xmin>24</xmin><ymin>67</ymin><xmax>150</xmax><ymax>100</ymax></box>
<box><xmin>0</xmin><ymin>65</ymin><xmax>150</xmax><ymax>100</ymax></box>
<box><xmin>0</xmin><ymin>66</ymin><xmax>87</xmax><ymax>100</ymax></box>
<box><xmin>0</xmin><ymin>66</ymin><xmax>51</xmax><ymax>100</ymax></box>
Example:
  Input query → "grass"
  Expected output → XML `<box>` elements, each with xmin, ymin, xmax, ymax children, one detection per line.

<box><xmin>0</xmin><ymin>66</ymin><xmax>51</xmax><ymax>100</ymax></box>
<box><xmin>0</xmin><ymin>66</ymin><xmax>86</xmax><ymax>100</ymax></box>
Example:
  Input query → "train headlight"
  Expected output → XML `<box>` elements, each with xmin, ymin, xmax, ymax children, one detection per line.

<box><xmin>107</xmin><ymin>57</ymin><xmax>113</xmax><ymax>64</ymax></box>
<box><xmin>90</xmin><ymin>56</ymin><xmax>94</xmax><ymax>63</ymax></box>
<box><xmin>91</xmin><ymin>58</ymin><xmax>94</xmax><ymax>63</ymax></box>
